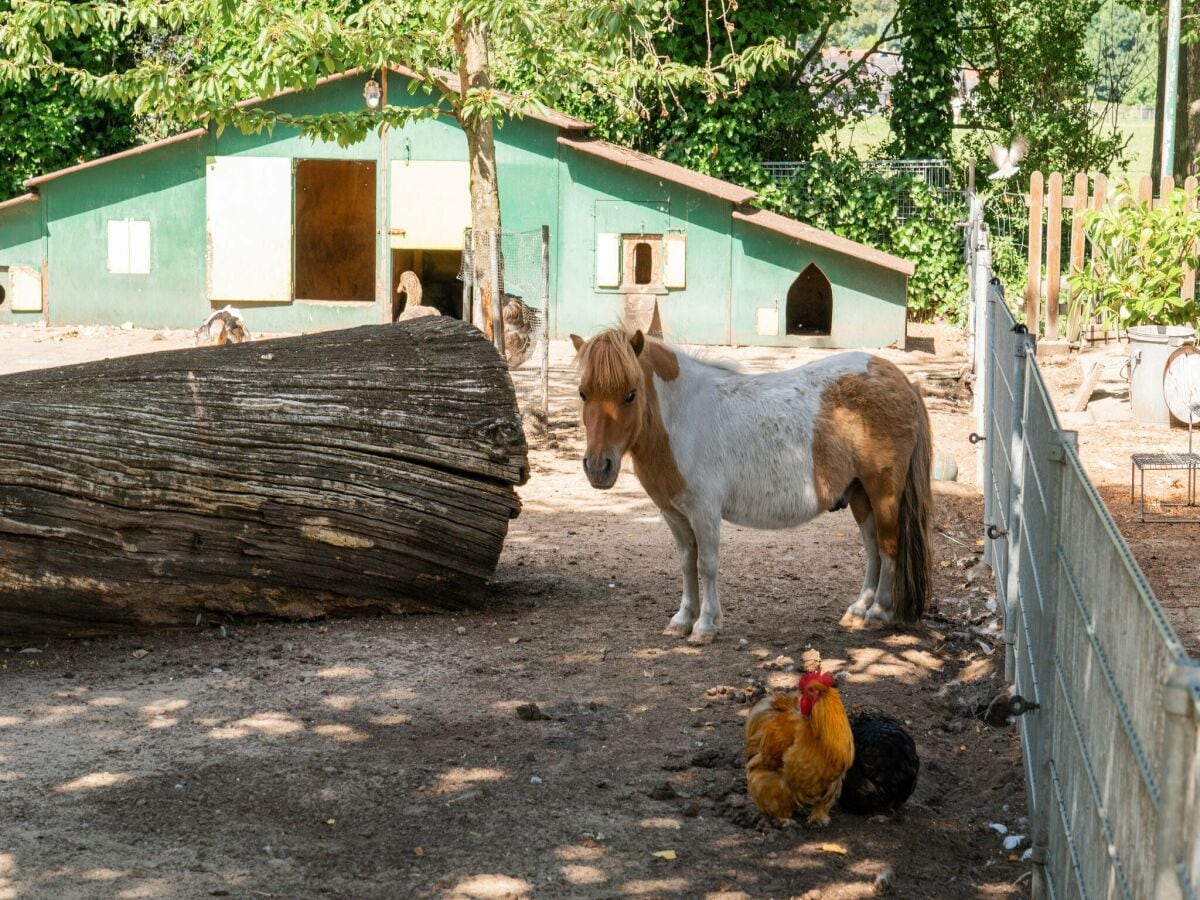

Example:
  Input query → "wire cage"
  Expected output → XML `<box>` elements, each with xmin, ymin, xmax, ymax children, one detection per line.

<box><xmin>761</xmin><ymin>158</ymin><xmax>965</xmax><ymax>223</ymax></box>
<box><xmin>460</xmin><ymin>227</ymin><xmax>552</xmax><ymax>427</ymax></box>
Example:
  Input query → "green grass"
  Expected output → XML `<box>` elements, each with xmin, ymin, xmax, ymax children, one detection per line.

<box><xmin>821</xmin><ymin>106</ymin><xmax>1157</xmax><ymax>180</ymax></box>
<box><xmin>1114</xmin><ymin>109</ymin><xmax>1155</xmax><ymax>179</ymax></box>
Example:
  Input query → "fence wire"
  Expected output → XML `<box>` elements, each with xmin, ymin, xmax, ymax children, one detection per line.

<box><xmin>460</xmin><ymin>227</ymin><xmax>551</xmax><ymax>426</ymax></box>
<box><xmin>978</xmin><ymin>267</ymin><xmax>1200</xmax><ymax>899</ymax></box>
<box><xmin>761</xmin><ymin>158</ymin><xmax>964</xmax><ymax>223</ymax></box>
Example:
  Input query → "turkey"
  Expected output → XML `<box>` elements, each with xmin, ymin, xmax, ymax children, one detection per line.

<box><xmin>501</xmin><ymin>292</ymin><xmax>538</xmax><ymax>369</ymax></box>
<box><xmin>838</xmin><ymin>705</ymin><xmax>920</xmax><ymax>815</ymax></box>
<box><xmin>195</xmin><ymin>306</ymin><xmax>249</xmax><ymax>347</ymax></box>
<box><xmin>395</xmin><ymin>270</ymin><xmax>441</xmax><ymax>322</ymax></box>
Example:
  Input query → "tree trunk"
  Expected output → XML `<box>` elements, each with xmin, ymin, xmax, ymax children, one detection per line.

<box><xmin>0</xmin><ymin>318</ymin><xmax>528</xmax><ymax>642</ymax></box>
<box><xmin>455</xmin><ymin>13</ymin><xmax>504</xmax><ymax>344</ymax></box>
<box><xmin>1180</xmin><ymin>38</ymin><xmax>1200</xmax><ymax>178</ymax></box>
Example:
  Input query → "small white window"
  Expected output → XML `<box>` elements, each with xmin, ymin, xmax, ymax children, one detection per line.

<box><xmin>107</xmin><ymin>219</ymin><xmax>151</xmax><ymax>274</ymax></box>
<box><xmin>663</xmin><ymin>233</ymin><xmax>686</xmax><ymax>288</ymax></box>
<box><xmin>9</xmin><ymin>265</ymin><xmax>43</xmax><ymax>312</ymax></box>
<box><xmin>596</xmin><ymin>233</ymin><xmax>620</xmax><ymax>287</ymax></box>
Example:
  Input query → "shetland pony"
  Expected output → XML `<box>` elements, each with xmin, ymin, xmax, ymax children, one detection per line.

<box><xmin>571</xmin><ymin>328</ymin><xmax>933</xmax><ymax>643</ymax></box>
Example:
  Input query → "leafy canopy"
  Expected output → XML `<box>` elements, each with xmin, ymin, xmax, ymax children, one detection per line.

<box><xmin>0</xmin><ymin>0</ymin><xmax>796</xmax><ymax>147</ymax></box>
<box><xmin>0</xmin><ymin>0</ymin><xmax>134</xmax><ymax>199</ymax></box>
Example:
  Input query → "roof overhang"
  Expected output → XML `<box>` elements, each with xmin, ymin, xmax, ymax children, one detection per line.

<box><xmin>24</xmin><ymin>128</ymin><xmax>208</xmax><ymax>189</ymax></box>
<box><xmin>0</xmin><ymin>192</ymin><xmax>39</xmax><ymax>212</ymax></box>
<box><xmin>558</xmin><ymin>135</ymin><xmax>756</xmax><ymax>205</ymax></box>
<box><xmin>732</xmin><ymin>205</ymin><xmax>916</xmax><ymax>277</ymax></box>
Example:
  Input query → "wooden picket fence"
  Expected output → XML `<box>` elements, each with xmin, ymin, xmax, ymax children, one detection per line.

<box><xmin>1022</xmin><ymin>171</ymin><xmax>1199</xmax><ymax>340</ymax></box>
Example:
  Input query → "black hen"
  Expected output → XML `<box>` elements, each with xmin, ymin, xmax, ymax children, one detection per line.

<box><xmin>839</xmin><ymin>705</ymin><xmax>919</xmax><ymax>815</ymax></box>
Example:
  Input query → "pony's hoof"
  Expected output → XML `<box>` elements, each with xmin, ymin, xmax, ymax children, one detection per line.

<box><xmin>839</xmin><ymin>605</ymin><xmax>867</xmax><ymax>628</ymax></box>
<box><xmin>663</xmin><ymin>620</ymin><xmax>693</xmax><ymax>637</ymax></box>
<box><xmin>864</xmin><ymin>608</ymin><xmax>892</xmax><ymax>628</ymax></box>
<box><xmin>687</xmin><ymin>627</ymin><xmax>717</xmax><ymax>645</ymax></box>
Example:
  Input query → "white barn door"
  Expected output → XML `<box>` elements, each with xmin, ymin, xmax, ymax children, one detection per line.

<box><xmin>206</xmin><ymin>156</ymin><xmax>293</xmax><ymax>302</ymax></box>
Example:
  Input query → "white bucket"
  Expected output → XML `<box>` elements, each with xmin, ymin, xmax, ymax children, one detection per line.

<box><xmin>1127</xmin><ymin>325</ymin><xmax>1197</xmax><ymax>426</ymax></box>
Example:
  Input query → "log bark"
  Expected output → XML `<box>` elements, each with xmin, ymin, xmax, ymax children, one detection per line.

<box><xmin>0</xmin><ymin>317</ymin><xmax>528</xmax><ymax>641</ymax></box>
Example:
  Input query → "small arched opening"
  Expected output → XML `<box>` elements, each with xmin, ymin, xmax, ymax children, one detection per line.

<box><xmin>785</xmin><ymin>264</ymin><xmax>832</xmax><ymax>336</ymax></box>
<box><xmin>633</xmin><ymin>241</ymin><xmax>654</xmax><ymax>285</ymax></box>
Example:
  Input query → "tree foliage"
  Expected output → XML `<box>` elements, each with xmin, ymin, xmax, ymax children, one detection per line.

<box><xmin>0</xmin><ymin>1</ymin><xmax>134</xmax><ymax>199</ymax></box>
<box><xmin>888</xmin><ymin>0</ymin><xmax>959</xmax><ymax>159</ymax></box>
<box><xmin>1086</xmin><ymin>0</ymin><xmax>1156</xmax><ymax>106</ymax></box>
<box><xmin>0</xmin><ymin>0</ymin><xmax>791</xmax><ymax>147</ymax></box>
<box><xmin>958</xmin><ymin>0</ymin><xmax>1129</xmax><ymax>174</ymax></box>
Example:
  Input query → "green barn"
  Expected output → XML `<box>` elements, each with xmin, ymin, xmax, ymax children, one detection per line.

<box><xmin>0</xmin><ymin>67</ymin><xmax>914</xmax><ymax>348</ymax></box>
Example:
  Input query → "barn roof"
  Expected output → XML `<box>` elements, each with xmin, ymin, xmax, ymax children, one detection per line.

<box><xmin>24</xmin><ymin>128</ymin><xmax>208</xmax><ymax>188</ymax></box>
<box><xmin>557</xmin><ymin>136</ymin><xmax>756</xmax><ymax>205</ymax></box>
<box><xmin>556</xmin><ymin>136</ymin><xmax>913</xmax><ymax>276</ymax></box>
<box><xmin>23</xmin><ymin>66</ymin><xmax>590</xmax><ymax>190</ymax></box>
<box><xmin>732</xmin><ymin>205</ymin><xmax>916</xmax><ymax>276</ymax></box>
<box><xmin>0</xmin><ymin>192</ymin><xmax>38</xmax><ymax>211</ymax></box>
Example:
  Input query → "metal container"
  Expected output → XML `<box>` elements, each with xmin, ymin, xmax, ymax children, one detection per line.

<box><xmin>1127</xmin><ymin>325</ymin><xmax>1197</xmax><ymax>426</ymax></box>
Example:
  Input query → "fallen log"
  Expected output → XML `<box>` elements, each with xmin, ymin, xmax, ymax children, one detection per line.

<box><xmin>0</xmin><ymin>317</ymin><xmax>528</xmax><ymax>641</ymax></box>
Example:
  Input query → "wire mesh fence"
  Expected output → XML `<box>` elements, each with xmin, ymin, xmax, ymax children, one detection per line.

<box><xmin>460</xmin><ymin>227</ymin><xmax>551</xmax><ymax>427</ymax></box>
<box><xmin>977</xmin><ymin>258</ymin><xmax>1200</xmax><ymax>899</ymax></box>
<box><xmin>761</xmin><ymin>158</ymin><xmax>965</xmax><ymax>223</ymax></box>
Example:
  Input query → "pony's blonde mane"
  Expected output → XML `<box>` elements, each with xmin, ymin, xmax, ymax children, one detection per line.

<box><xmin>577</xmin><ymin>329</ymin><xmax>644</xmax><ymax>392</ymax></box>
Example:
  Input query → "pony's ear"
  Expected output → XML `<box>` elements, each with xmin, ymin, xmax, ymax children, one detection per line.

<box><xmin>629</xmin><ymin>330</ymin><xmax>645</xmax><ymax>357</ymax></box>
<box><xmin>570</xmin><ymin>334</ymin><xmax>586</xmax><ymax>353</ymax></box>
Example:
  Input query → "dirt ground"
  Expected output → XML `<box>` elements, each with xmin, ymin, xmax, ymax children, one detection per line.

<box><xmin>1</xmin><ymin>321</ymin><xmax>1033</xmax><ymax>899</ymax></box>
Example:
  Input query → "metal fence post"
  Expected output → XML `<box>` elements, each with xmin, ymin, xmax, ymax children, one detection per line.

<box><xmin>1027</xmin><ymin>427</ymin><xmax>1076</xmax><ymax>898</ymax></box>
<box><xmin>1154</xmin><ymin>663</ymin><xmax>1200</xmax><ymax>900</ymax></box>
<box><xmin>1002</xmin><ymin>333</ymin><xmax>1035</xmax><ymax>682</ymax></box>
<box><xmin>972</xmin><ymin>214</ymin><xmax>991</xmax><ymax>491</ymax></box>
<box><xmin>981</xmin><ymin>275</ymin><xmax>1000</xmax><ymax>568</ymax></box>
<box><xmin>488</xmin><ymin>228</ymin><xmax>505</xmax><ymax>356</ymax></box>
<box><xmin>540</xmin><ymin>224</ymin><xmax>551</xmax><ymax>426</ymax></box>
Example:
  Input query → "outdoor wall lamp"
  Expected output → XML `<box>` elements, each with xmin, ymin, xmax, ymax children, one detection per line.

<box><xmin>363</xmin><ymin>79</ymin><xmax>381</xmax><ymax>110</ymax></box>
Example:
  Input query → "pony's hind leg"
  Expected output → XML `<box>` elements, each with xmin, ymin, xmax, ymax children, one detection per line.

<box><xmin>863</xmin><ymin>492</ymin><xmax>901</xmax><ymax>626</ymax></box>
<box><xmin>842</xmin><ymin>487</ymin><xmax>881</xmax><ymax>624</ymax></box>
<box><xmin>661</xmin><ymin>509</ymin><xmax>701</xmax><ymax>637</ymax></box>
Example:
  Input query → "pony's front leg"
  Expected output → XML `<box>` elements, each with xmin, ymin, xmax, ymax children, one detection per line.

<box><xmin>688</xmin><ymin>513</ymin><xmax>722</xmax><ymax>645</ymax></box>
<box><xmin>661</xmin><ymin>510</ymin><xmax>700</xmax><ymax>637</ymax></box>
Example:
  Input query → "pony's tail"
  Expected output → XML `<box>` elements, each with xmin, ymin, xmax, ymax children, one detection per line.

<box><xmin>893</xmin><ymin>383</ymin><xmax>934</xmax><ymax>623</ymax></box>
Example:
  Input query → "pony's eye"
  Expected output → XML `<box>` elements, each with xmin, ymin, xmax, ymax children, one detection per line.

<box><xmin>579</xmin><ymin>390</ymin><xmax>588</xmax><ymax>402</ymax></box>
<box><xmin>624</xmin><ymin>390</ymin><xmax>637</xmax><ymax>404</ymax></box>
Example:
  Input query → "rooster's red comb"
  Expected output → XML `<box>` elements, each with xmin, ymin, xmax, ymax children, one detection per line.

<box><xmin>799</xmin><ymin>671</ymin><xmax>835</xmax><ymax>690</ymax></box>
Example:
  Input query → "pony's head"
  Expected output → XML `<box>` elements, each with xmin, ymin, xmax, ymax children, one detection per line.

<box><xmin>570</xmin><ymin>329</ymin><xmax>648</xmax><ymax>489</ymax></box>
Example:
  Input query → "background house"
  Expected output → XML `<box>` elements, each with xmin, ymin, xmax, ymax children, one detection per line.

<box><xmin>0</xmin><ymin>67</ymin><xmax>914</xmax><ymax>348</ymax></box>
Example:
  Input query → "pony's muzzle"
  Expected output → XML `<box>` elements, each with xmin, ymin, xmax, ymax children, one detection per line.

<box><xmin>583</xmin><ymin>451</ymin><xmax>621</xmax><ymax>489</ymax></box>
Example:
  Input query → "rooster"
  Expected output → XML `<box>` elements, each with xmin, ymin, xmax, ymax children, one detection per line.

<box><xmin>195</xmin><ymin>306</ymin><xmax>248</xmax><ymax>347</ymax></box>
<box><xmin>839</xmin><ymin>706</ymin><xmax>920</xmax><ymax>815</ymax></box>
<box><xmin>744</xmin><ymin>671</ymin><xmax>855</xmax><ymax>826</ymax></box>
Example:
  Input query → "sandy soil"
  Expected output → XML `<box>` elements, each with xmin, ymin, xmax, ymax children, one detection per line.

<box><xmin>0</xmin><ymin>322</ymin><xmax>1031</xmax><ymax>898</ymax></box>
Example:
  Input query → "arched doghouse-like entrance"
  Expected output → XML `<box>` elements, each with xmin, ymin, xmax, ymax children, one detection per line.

<box><xmin>785</xmin><ymin>264</ymin><xmax>832</xmax><ymax>336</ymax></box>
